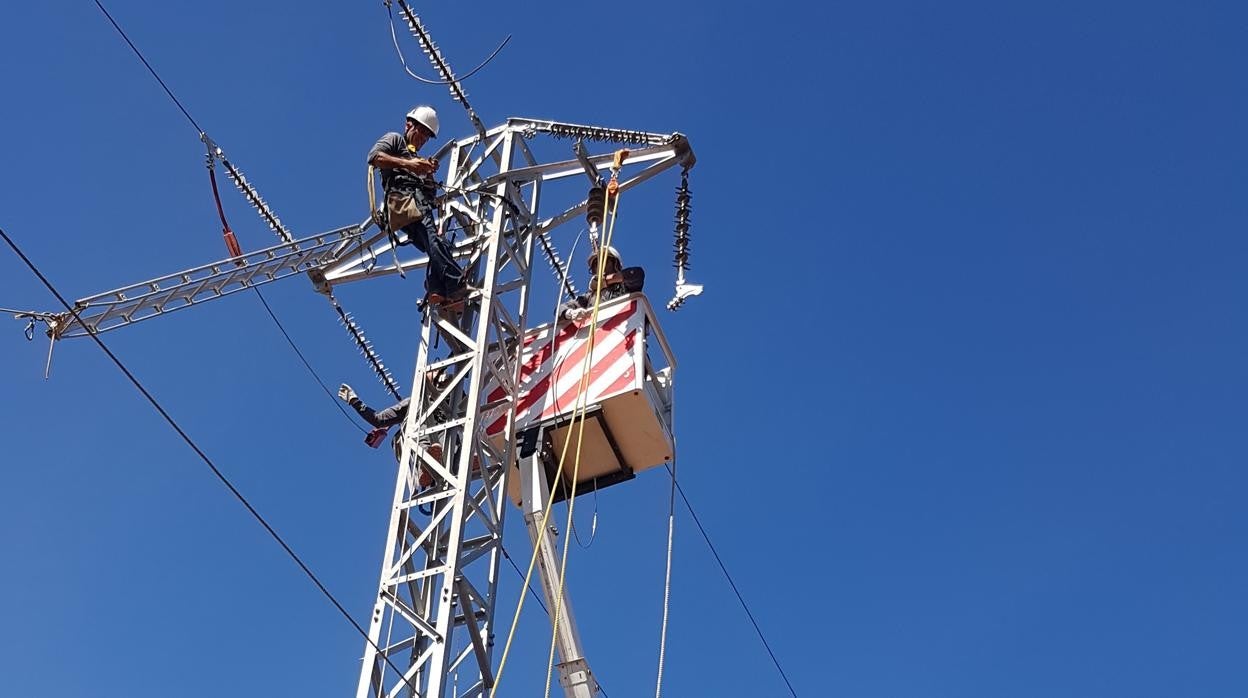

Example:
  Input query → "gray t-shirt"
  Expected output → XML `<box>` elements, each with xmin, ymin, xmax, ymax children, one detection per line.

<box><xmin>367</xmin><ymin>131</ymin><xmax>436</xmax><ymax>195</ymax></box>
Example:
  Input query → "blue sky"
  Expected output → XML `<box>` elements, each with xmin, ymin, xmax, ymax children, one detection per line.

<box><xmin>2</xmin><ymin>1</ymin><xmax>1247</xmax><ymax>696</ymax></box>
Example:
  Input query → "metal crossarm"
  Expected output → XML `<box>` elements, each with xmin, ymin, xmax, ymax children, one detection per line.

<box><xmin>50</xmin><ymin>226</ymin><xmax>360</xmax><ymax>338</ymax></box>
<box><xmin>321</xmin><ymin>121</ymin><xmax>691</xmax><ymax>290</ymax></box>
<box><xmin>511</xmin><ymin>117</ymin><xmax>676</xmax><ymax>147</ymax></box>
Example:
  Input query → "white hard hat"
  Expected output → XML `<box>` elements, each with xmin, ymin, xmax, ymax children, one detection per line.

<box><xmin>406</xmin><ymin>105</ymin><xmax>440</xmax><ymax>138</ymax></box>
<box><xmin>587</xmin><ymin>246</ymin><xmax>621</xmax><ymax>266</ymax></box>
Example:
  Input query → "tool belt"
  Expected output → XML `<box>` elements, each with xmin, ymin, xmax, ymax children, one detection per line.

<box><xmin>384</xmin><ymin>177</ymin><xmax>436</xmax><ymax>231</ymax></box>
<box><xmin>385</xmin><ymin>188</ymin><xmax>427</xmax><ymax>231</ymax></box>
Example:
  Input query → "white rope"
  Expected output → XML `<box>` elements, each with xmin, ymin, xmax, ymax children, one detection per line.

<box><xmin>654</xmin><ymin>457</ymin><xmax>677</xmax><ymax>697</ymax></box>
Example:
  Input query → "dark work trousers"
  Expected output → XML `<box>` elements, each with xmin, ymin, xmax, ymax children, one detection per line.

<box><xmin>399</xmin><ymin>216</ymin><xmax>464</xmax><ymax>297</ymax></box>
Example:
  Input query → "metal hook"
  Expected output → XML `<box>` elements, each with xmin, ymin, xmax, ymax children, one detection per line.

<box><xmin>43</xmin><ymin>332</ymin><xmax>56</xmax><ymax>380</ymax></box>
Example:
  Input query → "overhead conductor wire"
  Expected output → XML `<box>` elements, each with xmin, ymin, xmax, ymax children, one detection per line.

<box><xmin>0</xmin><ymin>225</ymin><xmax>419</xmax><ymax>692</ymax></box>
<box><xmin>384</xmin><ymin>0</ymin><xmax>510</xmax><ymax>86</ymax></box>
<box><xmin>86</xmin><ymin>3</ymin><xmax>559</xmax><ymax>690</ymax></box>
<box><xmin>666</xmin><ymin>464</ymin><xmax>800</xmax><ymax>697</ymax></box>
<box><xmin>92</xmin><ymin>0</ymin><xmax>201</xmax><ymax>132</ymax></box>
<box><xmin>253</xmin><ymin>289</ymin><xmax>367</xmax><ymax>433</ymax></box>
<box><xmin>93</xmin><ymin>2</ymin><xmax>795</xmax><ymax>694</ymax></box>
<box><xmin>82</xmin><ymin>2</ymin><xmax>433</xmax><ymax>690</ymax></box>
<box><xmin>93</xmin><ymin>0</ymin><xmax>376</xmax><ymax>429</ymax></box>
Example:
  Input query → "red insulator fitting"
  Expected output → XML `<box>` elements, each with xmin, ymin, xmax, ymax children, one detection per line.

<box><xmin>223</xmin><ymin>228</ymin><xmax>243</xmax><ymax>260</ymax></box>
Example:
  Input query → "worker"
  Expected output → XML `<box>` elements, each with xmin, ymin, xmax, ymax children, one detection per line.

<box><xmin>339</xmin><ymin>368</ymin><xmax>456</xmax><ymax>489</ymax></box>
<box><xmin>561</xmin><ymin>246</ymin><xmax>645</xmax><ymax>322</ymax></box>
<box><xmin>368</xmin><ymin>105</ymin><xmax>467</xmax><ymax>305</ymax></box>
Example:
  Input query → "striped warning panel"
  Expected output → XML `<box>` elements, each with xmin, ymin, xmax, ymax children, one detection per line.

<box><xmin>483</xmin><ymin>298</ymin><xmax>644</xmax><ymax>436</ymax></box>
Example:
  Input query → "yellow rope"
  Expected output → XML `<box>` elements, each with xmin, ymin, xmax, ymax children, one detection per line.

<box><xmin>542</xmin><ymin>169</ymin><xmax>625</xmax><ymax>698</ymax></box>
<box><xmin>489</xmin><ymin>261</ymin><xmax>607</xmax><ymax>695</ymax></box>
<box><xmin>490</xmin><ymin>154</ymin><xmax>626</xmax><ymax>697</ymax></box>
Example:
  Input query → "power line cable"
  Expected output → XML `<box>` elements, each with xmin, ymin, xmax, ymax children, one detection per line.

<box><xmin>502</xmin><ymin>545</ymin><xmax>548</xmax><ymax>615</ymax></box>
<box><xmin>665</xmin><ymin>464</ymin><xmax>800</xmax><ymax>697</ymax></box>
<box><xmin>7</xmin><ymin>224</ymin><xmax>557</xmax><ymax>689</ymax></box>
<box><xmin>79</xmin><ymin>6</ymin><xmax>566</xmax><ymax>685</ymax></box>
<box><xmin>92</xmin><ymin>0</ymin><xmax>201</xmax><ymax>133</ymax></box>
<box><xmin>251</xmin><ymin>287</ymin><xmax>366</xmax><ymax>434</ymax></box>
<box><xmin>384</xmin><ymin>0</ymin><xmax>510</xmax><ymax>86</ymax></box>
<box><xmin>91</xmin><ymin>0</ymin><xmax>367</xmax><ymax>435</ymax></box>
<box><xmin>91</xmin><ymin>3</ymin><xmax>653</xmax><ymax>694</ymax></box>
<box><xmin>0</xmin><ymin>225</ymin><xmax>421</xmax><ymax>690</ymax></box>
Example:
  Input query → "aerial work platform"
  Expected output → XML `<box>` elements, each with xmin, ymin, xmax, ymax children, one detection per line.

<box><xmin>483</xmin><ymin>293</ymin><xmax>675</xmax><ymax>505</ymax></box>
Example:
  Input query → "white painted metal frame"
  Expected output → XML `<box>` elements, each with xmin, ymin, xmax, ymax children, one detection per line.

<box><xmin>354</xmin><ymin>120</ymin><xmax>692</xmax><ymax>698</ymax></box>
<box><xmin>48</xmin><ymin>223</ymin><xmax>365</xmax><ymax>338</ymax></box>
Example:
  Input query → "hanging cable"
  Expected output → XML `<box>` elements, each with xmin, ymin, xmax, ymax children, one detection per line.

<box><xmin>571</xmin><ymin>486</ymin><xmax>600</xmax><ymax>549</ymax></box>
<box><xmin>252</xmin><ymin>288</ymin><xmax>367</xmax><ymax>433</ymax></box>
<box><xmin>545</xmin><ymin>229</ymin><xmax>585</xmax><ymax>342</ymax></box>
<box><xmin>537</xmin><ymin>229</ymin><xmax>579</xmax><ymax>299</ymax></box>
<box><xmin>92</xmin><ymin>0</ymin><xmax>201</xmax><ymax>132</ymax></box>
<box><xmin>665</xmin><ymin>463</ymin><xmax>800</xmax><ymax>697</ymax></box>
<box><xmin>654</xmin><ymin>456</ymin><xmax>677</xmax><ymax>698</ymax></box>
<box><xmin>91</xmin><ymin>0</ymin><xmax>402</xmax><ymax>434</ymax></box>
<box><xmin>1</xmin><ymin>224</ymin><xmax>421</xmax><ymax>694</ymax></box>
<box><xmin>200</xmin><ymin>142</ymin><xmax>360</xmax><ymax>429</ymax></box>
<box><xmin>384</xmin><ymin>1</ymin><xmax>510</xmax><ymax>86</ymax></box>
<box><xmin>206</xmin><ymin>150</ymin><xmax>243</xmax><ymax>259</ymax></box>
<box><xmin>502</xmin><ymin>543</ymin><xmax>549</xmax><ymax>616</ymax></box>
<box><xmin>392</xmin><ymin>0</ymin><xmax>487</xmax><ymax>137</ymax></box>
<box><xmin>207</xmin><ymin>136</ymin><xmax>295</xmax><ymax>245</ymax></box>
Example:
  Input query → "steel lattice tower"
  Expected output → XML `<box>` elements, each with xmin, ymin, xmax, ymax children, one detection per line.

<box><xmin>350</xmin><ymin>119</ymin><xmax>694</xmax><ymax>698</ymax></box>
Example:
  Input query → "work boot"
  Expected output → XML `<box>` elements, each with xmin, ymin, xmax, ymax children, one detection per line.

<box><xmin>418</xmin><ymin>443</ymin><xmax>444</xmax><ymax>490</ymax></box>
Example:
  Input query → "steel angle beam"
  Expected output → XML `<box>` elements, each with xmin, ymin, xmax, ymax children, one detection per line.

<box><xmin>531</xmin><ymin>151</ymin><xmax>687</xmax><ymax>238</ymax></box>
<box><xmin>48</xmin><ymin>225</ymin><xmax>361</xmax><ymax>338</ymax></box>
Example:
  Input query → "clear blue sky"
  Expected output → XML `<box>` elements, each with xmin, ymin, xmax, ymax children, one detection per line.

<box><xmin>2</xmin><ymin>1</ymin><xmax>1247</xmax><ymax>696</ymax></box>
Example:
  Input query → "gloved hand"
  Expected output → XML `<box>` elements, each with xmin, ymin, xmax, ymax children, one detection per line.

<box><xmin>338</xmin><ymin>383</ymin><xmax>357</xmax><ymax>403</ymax></box>
<box><xmin>565</xmin><ymin>307</ymin><xmax>591</xmax><ymax>322</ymax></box>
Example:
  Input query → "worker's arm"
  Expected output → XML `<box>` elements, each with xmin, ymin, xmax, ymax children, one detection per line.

<box><xmin>368</xmin><ymin>398</ymin><xmax>411</xmax><ymax>429</ymax></box>
<box><xmin>369</xmin><ymin>151</ymin><xmax>438</xmax><ymax>177</ymax></box>
<box><xmin>588</xmin><ymin>267</ymin><xmax>643</xmax><ymax>292</ymax></box>
<box><xmin>348</xmin><ymin>396</ymin><xmax>410</xmax><ymax>429</ymax></box>
<box><xmin>367</xmin><ymin>132</ymin><xmax>438</xmax><ymax>177</ymax></box>
<box><xmin>561</xmin><ymin>295</ymin><xmax>590</xmax><ymax>321</ymax></box>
